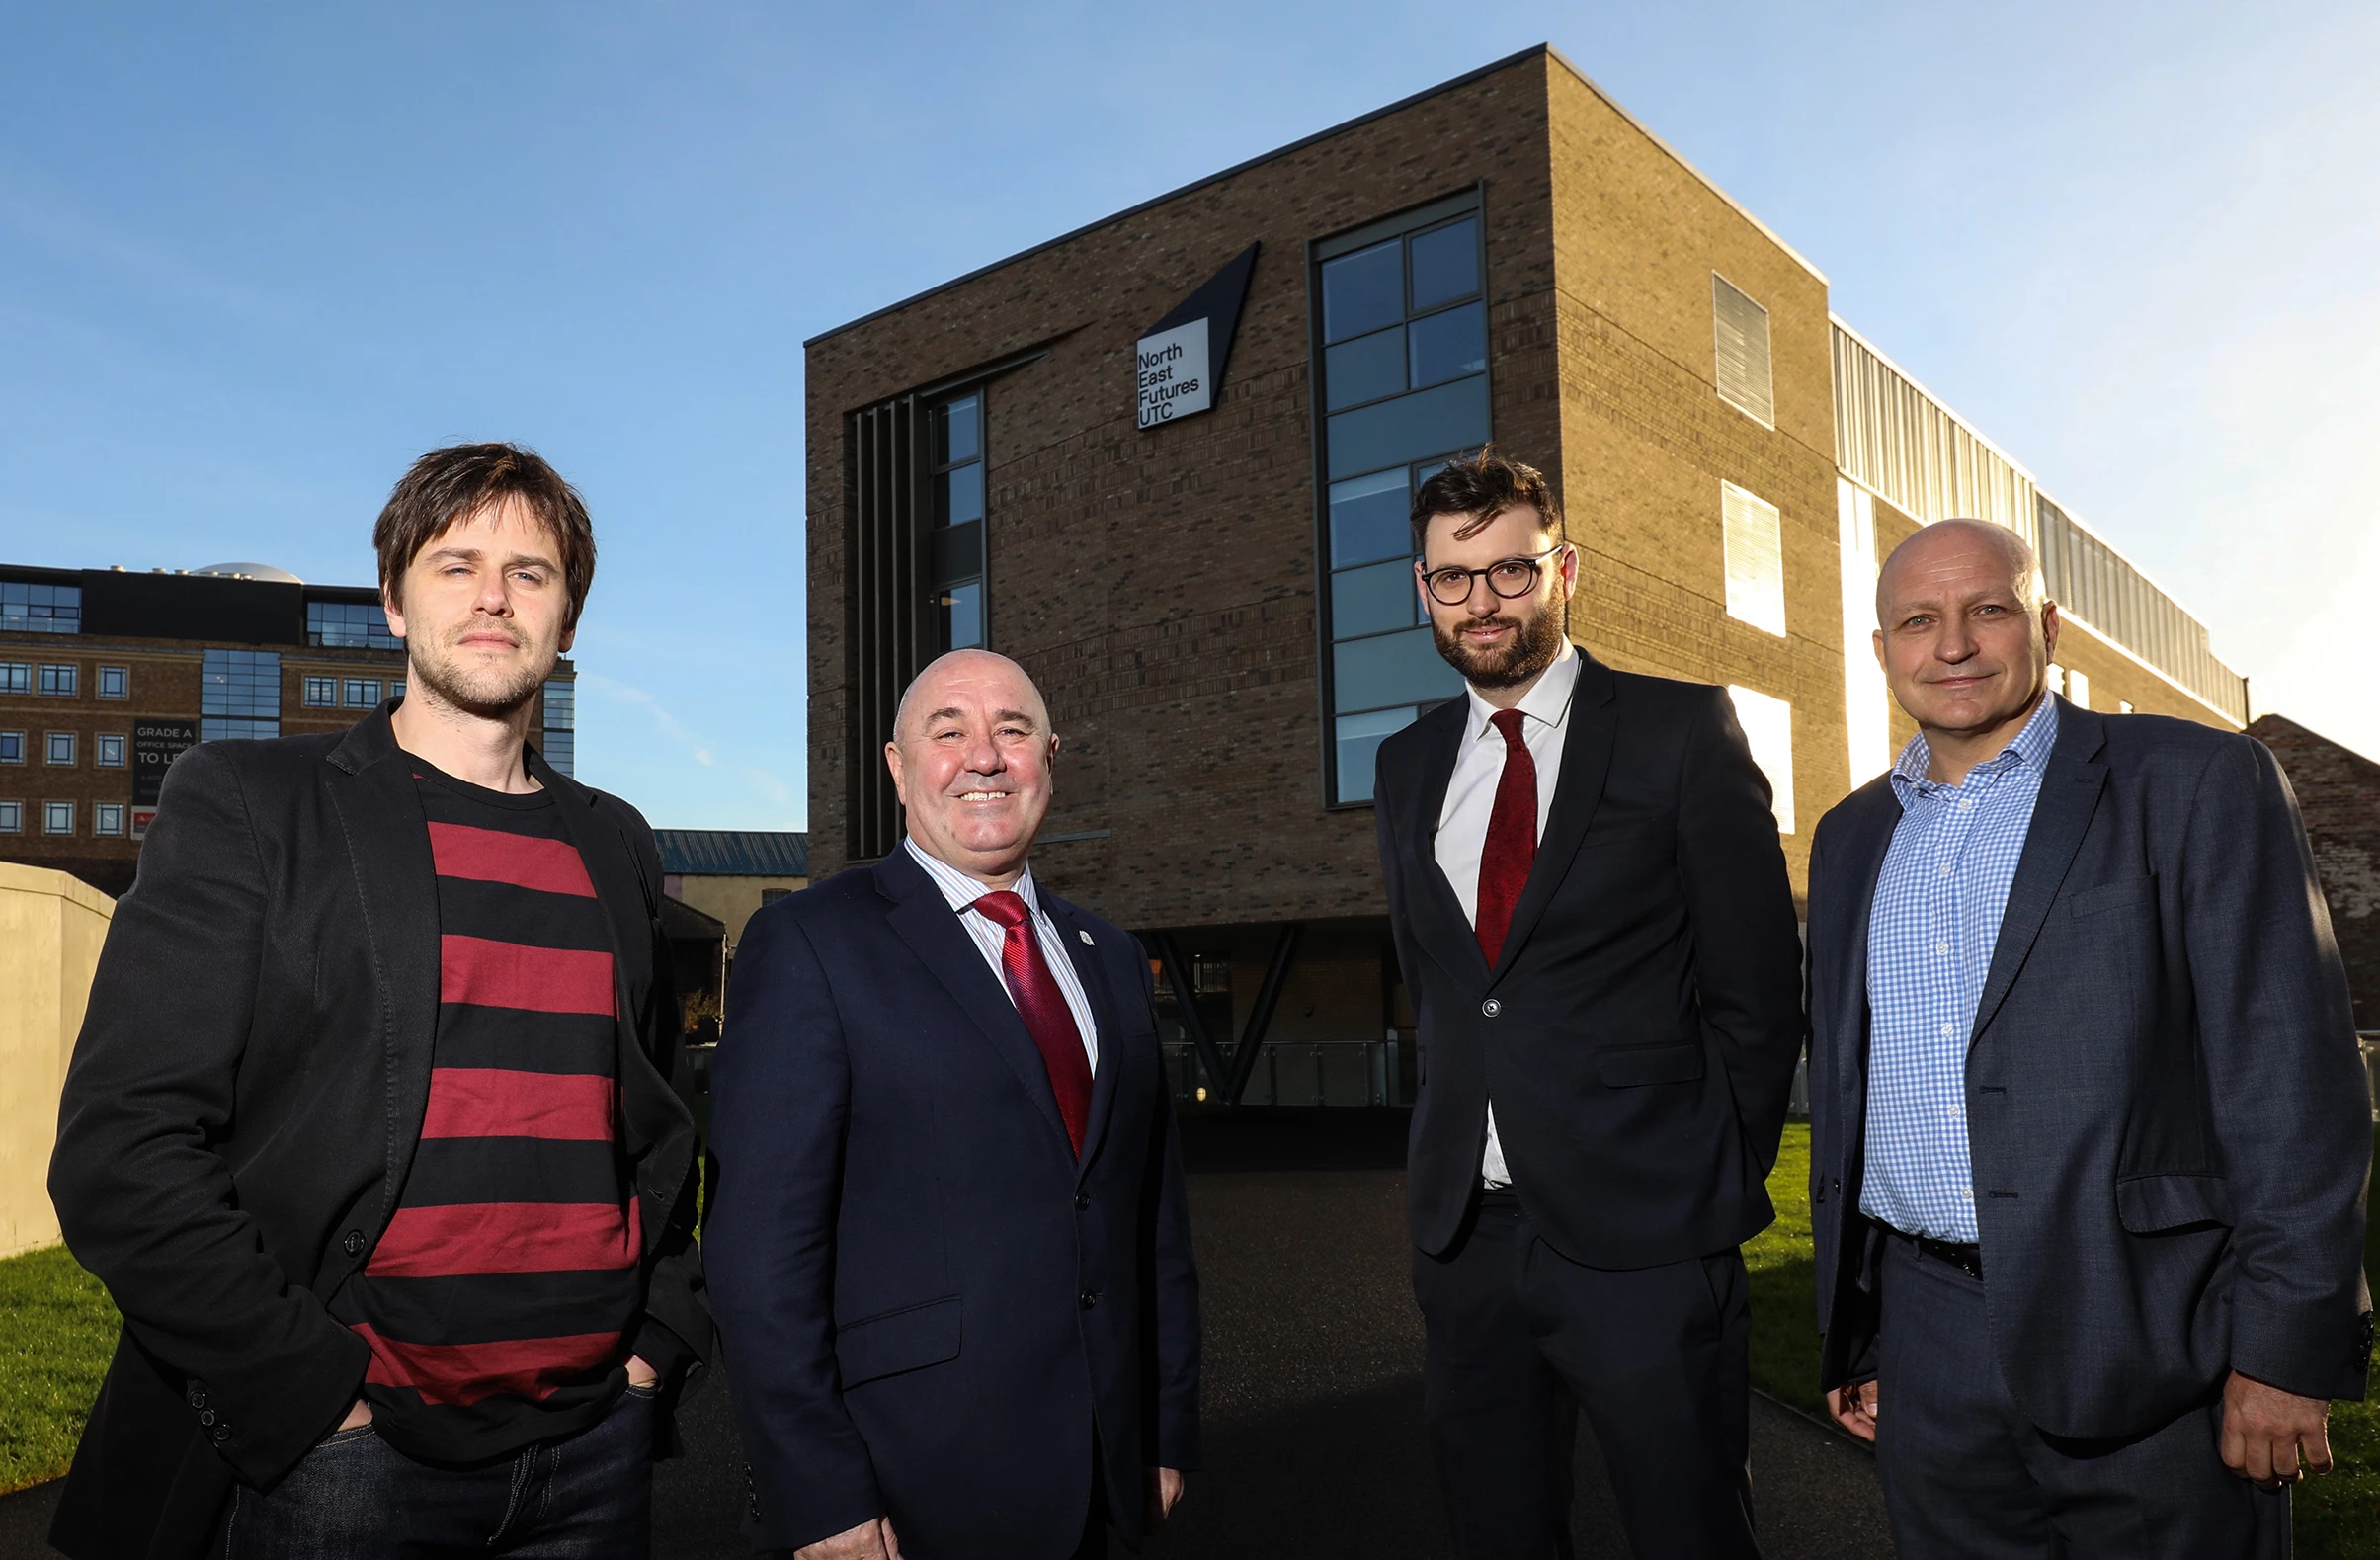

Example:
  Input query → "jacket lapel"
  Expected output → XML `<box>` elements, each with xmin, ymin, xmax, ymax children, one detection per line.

<box><xmin>1490</xmin><ymin>653</ymin><xmax>1616</xmax><ymax>981</ymax></box>
<box><xmin>1968</xmin><ymin>703</ymin><xmax>2109</xmax><ymax>1048</ymax></box>
<box><xmin>323</xmin><ymin>712</ymin><xmax>441</xmax><ymax>1227</ymax></box>
<box><xmin>1043</xmin><ymin>895</ymin><xmax>1126</xmax><ymax>1176</ymax></box>
<box><xmin>1401</xmin><ymin>700</ymin><xmax>1489</xmax><ymax>985</ymax></box>
<box><xmin>875</xmin><ymin>849</ymin><xmax>1075</xmax><ymax>1156</ymax></box>
<box><xmin>1830</xmin><ymin>781</ymin><xmax>1902</xmax><ymax>1094</ymax></box>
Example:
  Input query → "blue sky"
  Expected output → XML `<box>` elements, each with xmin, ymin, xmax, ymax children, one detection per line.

<box><xmin>3</xmin><ymin>3</ymin><xmax>2372</xmax><ymax>827</ymax></box>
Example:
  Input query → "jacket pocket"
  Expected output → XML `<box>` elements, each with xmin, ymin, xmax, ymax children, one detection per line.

<box><xmin>835</xmin><ymin>1295</ymin><xmax>962</xmax><ymax>1388</ymax></box>
<box><xmin>2068</xmin><ymin>876</ymin><xmax>2155</xmax><ymax>919</ymax></box>
<box><xmin>1597</xmin><ymin>1041</ymin><xmax>1705</xmax><ymax>1089</ymax></box>
<box><xmin>2115</xmin><ymin>1174</ymin><xmax>2234</xmax><ymax>1234</ymax></box>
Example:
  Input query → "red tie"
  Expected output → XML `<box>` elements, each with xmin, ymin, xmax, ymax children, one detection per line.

<box><xmin>1475</xmin><ymin>708</ymin><xmax>1538</xmax><ymax>968</ymax></box>
<box><xmin>971</xmin><ymin>890</ymin><xmax>1094</xmax><ymax>1155</ymax></box>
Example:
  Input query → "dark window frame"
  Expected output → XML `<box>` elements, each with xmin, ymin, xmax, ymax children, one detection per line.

<box><xmin>1307</xmin><ymin>185</ymin><xmax>1492</xmax><ymax>810</ymax></box>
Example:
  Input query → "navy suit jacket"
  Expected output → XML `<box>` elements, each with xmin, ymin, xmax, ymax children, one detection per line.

<box><xmin>707</xmin><ymin>846</ymin><xmax>1200</xmax><ymax>1557</ymax></box>
<box><xmin>1807</xmin><ymin>698</ymin><xmax>2373</xmax><ymax>1439</ymax></box>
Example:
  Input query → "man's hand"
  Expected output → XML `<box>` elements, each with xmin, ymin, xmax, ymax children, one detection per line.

<box><xmin>793</xmin><ymin>1517</ymin><xmax>903</xmax><ymax>1560</ymax></box>
<box><xmin>1830</xmin><ymin>1378</ymin><xmax>1878</xmax><ymax>1443</ymax></box>
<box><xmin>1144</xmin><ymin>1466</ymin><xmax>1186</xmax><ymax>1527</ymax></box>
<box><xmin>2221</xmin><ymin>1370</ymin><xmax>2332</xmax><ymax>1488</ymax></box>
<box><xmin>625</xmin><ymin>1354</ymin><xmax>660</xmax><ymax>1388</ymax></box>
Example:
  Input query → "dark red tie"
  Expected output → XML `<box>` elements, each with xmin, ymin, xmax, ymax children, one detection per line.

<box><xmin>971</xmin><ymin>891</ymin><xmax>1094</xmax><ymax>1155</ymax></box>
<box><xmin>1475</xmin><ymin>708</ymin><xmax>1538</xmax><ymax>968</ymax></box>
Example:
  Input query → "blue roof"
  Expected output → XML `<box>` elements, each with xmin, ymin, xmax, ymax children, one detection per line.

<box><xmin>653</xmin><ymin>830</ymin><xmax>809</xmax><ymax>878</ymax></box>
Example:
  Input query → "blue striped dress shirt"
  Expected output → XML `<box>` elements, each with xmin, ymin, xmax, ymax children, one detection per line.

<box><xmin>1859</xmin><ymin>696</ymin><xmax>2060</xmax><ymax>1242</ymax></box>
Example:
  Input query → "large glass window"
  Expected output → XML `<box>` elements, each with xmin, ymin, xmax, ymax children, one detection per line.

<box><xmin>0</xmin><ymin>732</ymin><xmax>20</xmax><ymax>764</ymax></box>
<box><xmin>43</xmin><ymin>801</ymin><xmax>73</xmax><ymax>836</ymax></box>
<box><xmin>303</xmin><ymin>677</ymin><xmax>337</xmax><ymax>707</ymax></box>
<box><xmin>0</xmin><ymin>581</ymin><xmax>80</xmax><ymax>633</ymax></box>
<box><xmin>201</xmin><ymin>649</ymin><xmax>281</xmax><ymax>741</ymax></box>
<box><xmin>97</xmin><ymin>733</ymin><xmax>125</xmax><ymax>767</ymax></box>
<box><xmin>0</xmin><ymin>664</ymin><xmax>26</xmax><ymax>695</ymax></box>
<box><xmin>1314</xmin><ymin>199</ymin><xmax>1488</xmax><ymax>804</ymax></box>
<box><xmin>45</xmin><ymin>732</ymin><xmax>75</xmax><ymax>766</ymax></box>
<box><xmin>38</xmin><ymin>664</ymin><xmax>78</xmax><ymax>697</ymax></box>
<box><xmin>94</xmin><ymin>803</ymin><xmax>125</xmax><ymax>837</ymax></box>
<box><xmin>541</xmin><ymin>678</ymin><xmax>576</xmax><ymax>778</ymax></box>
<box><xmin>342</xmin><ymin>679</ymin><xmax>381</xmax><ymax>708</ymax></box>
<box><xmin>0</xmin><ymin>801</ymin><xmax>19</xmax><ymax>833</ymax></box>
<box><xmin>929</xmin><ymin>392</ymin><xmax>986</xmax><ymax>651</ymax></box>
<box><xmin>307</xmin><ymin>600</ymin><xmax>402</xmax><ymax>649</ymax></box>
<box><xmin>97</xmin><ymin>666</ymin><xmax>128</xmax><ymax>698</ymax></box>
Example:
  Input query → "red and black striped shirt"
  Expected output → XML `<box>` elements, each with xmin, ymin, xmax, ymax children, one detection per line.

<box><xmin>331</xmin><ymin>763</ymin><xmax>641</xmax><ymax>1463</ymax></box>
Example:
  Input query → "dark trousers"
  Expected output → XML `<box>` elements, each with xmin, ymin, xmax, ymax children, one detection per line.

<box><xmin>218</xmin><ymin>1383</ymin><xmax>656</xmax><ymax>1559</ymax></box>
<box><xmin>1413</xmin><ymin>1191</ymin><xmax>1758</xmax><ymax>1559</ymax></box>
<box><xmin>1874</xmin><ymin>1232</ymin><xmax>2289</xmax><ymax>1558</ymax></box>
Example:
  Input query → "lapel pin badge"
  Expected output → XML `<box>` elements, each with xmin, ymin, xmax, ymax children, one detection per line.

<box><xmin>1079</xmin><ymin>930</ymin><xmax>1095</xmax><ymax>945</ymax></box>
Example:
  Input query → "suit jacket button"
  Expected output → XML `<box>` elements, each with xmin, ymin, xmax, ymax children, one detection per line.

<box><xmin>199</xmin><ymin>1410</ymin><xmax>215</xmax><ymax>1427</ymax></box>
<box><xmin>187</xmin><ymin>1386</ymin><xmax>205</xmax><ymax>1409</ymax></box>
<box><xmin>1079</xmin><ymin>1290</ymin><xmax>1100</xmax><ymax>1309</ymax></box>
<box><xmin>210</xmin><ymin>1425</ymin><xmax>230</xmax><ymax>1442</ymax></box>
<box><xmin>343</xmin><ymin>1230</ymin><xmax>367</xmax><ymax>1257</ymax></box>
<box><xmin>1481</xmin><ymin>999</ymin><xmax>1502</xmax><ymax>1018</ymax></box>
<box><xmin>1075</xmin><ymin>1191</ymin><xmax>1092</xmax><ymax>1211</ymax></box>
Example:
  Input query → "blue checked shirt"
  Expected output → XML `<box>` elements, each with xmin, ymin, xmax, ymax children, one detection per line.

<box><xmin>1859</xmin><ymin>696</ymin><xmax>2060</xmax><ymax>1242</ymax></box>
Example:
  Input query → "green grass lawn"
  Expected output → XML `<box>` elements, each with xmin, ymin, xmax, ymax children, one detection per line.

<box><xmin>0</xmin><ymin>1244</ymin><xmax>118</xmax><ymax>1494</ymax></box>
<box><xmin>1750</xmin><ymin>1123</ymin><xmax>2380</xmax><ymax>1557</ymax></box>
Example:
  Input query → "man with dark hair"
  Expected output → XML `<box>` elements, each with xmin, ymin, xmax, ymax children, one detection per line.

<box><xmin>47</xmin><ymin>443</ymin><xmax>709</xmax><ymax>1560</ymax></box>
<box><xmin>1372</xmin><ymin>450</ymin><xmax>1804</xmax><ymax>1558</ymax></box>
<box><xmin>1806</xmin><ymin>519</ymin><xmax>2370</xmax><ymax>1556</ymax></box>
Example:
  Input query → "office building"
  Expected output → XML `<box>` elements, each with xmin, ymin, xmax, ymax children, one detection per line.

<box><xmin>0</xmin><ymin>562</ymin><xmax>575</xmax><ymax>897</ymax></box>
<box><xmin>803</xmin><ymin>45</ymin><xmax>2251</xmax><ymax>1101</ymax></box>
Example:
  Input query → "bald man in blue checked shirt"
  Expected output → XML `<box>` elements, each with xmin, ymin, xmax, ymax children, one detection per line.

<box><xmin>1804</xmin><ymin>519</ymin><xmax>2370</xmax><ymax>1558</ymax></box>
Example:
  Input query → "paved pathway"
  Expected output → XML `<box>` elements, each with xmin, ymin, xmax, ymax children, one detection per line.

<box><xmin>0</xmin><ymin>1111</ymin><xmax>1892</xmax><ymax>1559</ymax></box>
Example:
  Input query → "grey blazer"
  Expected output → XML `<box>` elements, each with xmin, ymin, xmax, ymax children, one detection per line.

<box><xmin>1805</xmin><ymin>698</ymin><xmax>2372</xmax><ymax>1439</ymax></box>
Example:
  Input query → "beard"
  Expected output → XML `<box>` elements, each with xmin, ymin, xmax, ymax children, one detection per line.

<box><xmin>406</xmin><ymin>630</ymin><xmax>549</xmax><ymax>720</ymax></box>
<box><xmin>1431</xmin><ymin>598</ymin><xmax>1570</xmax><ymax>690</ymax></box>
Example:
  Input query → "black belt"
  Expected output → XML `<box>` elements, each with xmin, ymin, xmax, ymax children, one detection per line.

<box><xmin>1883</xmin><ymin>1223</ymin><xmax>1983</xmax><ymax>1282</ymax></box>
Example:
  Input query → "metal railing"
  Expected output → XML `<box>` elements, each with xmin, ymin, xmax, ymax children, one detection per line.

<box><xmin>1163</xmin><ymin>1037</ymin><xmax>1412</xmax><ymax>1108</ymax></box>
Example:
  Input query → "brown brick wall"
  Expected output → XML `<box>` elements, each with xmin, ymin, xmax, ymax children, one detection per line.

<box><xmin>2249</xmin><ymin>714</ymin><xmax>2380</xmax><ymax>1030</ymax></box>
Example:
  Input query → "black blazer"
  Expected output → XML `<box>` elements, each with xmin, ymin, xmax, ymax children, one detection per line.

<box><xmin>1806</xmin><ymin>699</ymin><xmax>2373</xmax><ymax>1439</ymax></box>
<box><xmin>45</xmin><ymin>707</ymin><xmax>710</xmax><ymax>1560</ymax></box>
<box><xmin>1374</xmin><ymin>653</ymin><xmax>1806</xmax><ymax>1268</ymax></box>
<box><xmin>706</xmin><ymin>846</ymin><xmax>1200</xmax><ymax>1558</ymax></box>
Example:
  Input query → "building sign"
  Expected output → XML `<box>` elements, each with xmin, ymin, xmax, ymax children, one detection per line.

<box><xmin>133</xmin><ymin>718</ymin><xmax>197</xmax><ymax>812</ymax></box>
<box><xmin>1136</xmin><ymin>319</ymin><xmax>1210</xmax><ymax>428</ymax></box>
<box><xmin>1133</xmin><ymin>242</ymin><xmax>1259</xmax><ymax>432</ymax></box>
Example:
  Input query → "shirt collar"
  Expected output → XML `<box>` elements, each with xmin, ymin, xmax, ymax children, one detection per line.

<box><xmin>1890</xmin><ymin>693</ymin><xmax>2062</xmax><ymax>800</ymax></box>
<box><xmin>1464</xmin><ymin>640</ymin><xmax>1580</xmax><ymax>744</ymax></box>
<box><xmin>903</xmin><ymin>835</ymin><xmax>1041</xmax><ymax>918</ymax></box>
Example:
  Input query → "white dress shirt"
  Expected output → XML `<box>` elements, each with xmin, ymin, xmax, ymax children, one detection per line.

<box><xmin>904</xmin><ymin>837</ymin><xmax>1100</xmax><ymax>1073</ymax></box>
<box><xmin>1433</xmin><ymin>642</ymin><xmax>1580</xmax><ymax>1188</ymax></box>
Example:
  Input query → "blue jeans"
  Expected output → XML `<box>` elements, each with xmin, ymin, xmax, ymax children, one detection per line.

<box><xmin>219</xmin><ymin>1383</ymin><xmax>657</xmax><ymax>1559</ymax></box>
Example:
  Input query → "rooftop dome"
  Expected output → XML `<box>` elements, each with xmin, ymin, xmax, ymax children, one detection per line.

<box><xmin>191</xmin><ymin>561</ymin><xmax>304</xmax><ymax>584</ymax></box>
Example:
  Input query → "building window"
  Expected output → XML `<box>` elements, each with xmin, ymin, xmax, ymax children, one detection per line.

<box><xmin>97</xmin><ymin>733</ymin><xmax>125</xmax><ymax>767</ymax></box>
<box><xmin>2067</xmin><ymin>668</ymin><xmax>2091</xmax><ymax>709</ymax></box>
<box><xmin>43</xmin><ymin>801</ymin><xmax>73</xmax><ymax>836</ymax></box>
<box><xmin>761</xmin><ymin>887</ymin><xmax>792</xmax><ymax>908</ymax></box>
<box><xmin>1721</xmin><ymin>481</ymin><xmax>1787</xmax><ymax>637</ymax></box>
<box><xmin>2047</xmin><ymin>663</ymin><xmax>2067</xmax><ymax>697</ymax></box>
<box><xmin>1726</xmin><ymin>686</ymin><xmax>1796</xmax><ymax>834</ymax></box>
<box><xmin>38</xmin><ymin>663</ymin><xmax>78</xmax><ymax>697</ymax></box>
<box><xmin>303</xmin><ymin>677</ymin><xmax>337</xmax><ymax>707</ymax></box>
<box><xmin>541</xmin><ymin>679</ymin><xmax>575</xmax><ymax>778</ymax></box>
<box><xmin>0</xmin><ymin>800</ymin><xmax>19</xmax><ymax>833</ymax></box>
<box><xmin>1836</xmin><ymin>480</ymin><xmax>1893</xmax><ymax>787</ymax></box>
<box><xmin>0</xmin><ymin>580</ymin><xmax>81</xmax><ymax>633</ymax></box>
<box><xmin>343</xmin><ymin>679</ymin><xmax>381</xmax><ymax>708</ymax></box>
<box><xmin>0</xmin><ymin>731</ymin><xmax>20</xmax><ymax>764</ymax></box>
<box><xmin>1314</xmin><ymin>192</ymin><xmax>1489</xmax><ymax>805</ymax></box>
<box><xmin>97</xmin><ymin>665</ymin><xmax>129</xmax><ymax>699</ymax></box>
<box><xmin>94</xmin><ymin>803</ymin><xmax>125</xmax><ymax>837</ymax></box>
<box><xmin>0</xmin><ymin>664</ymin><xmax>26</xmax><ymax>695</ymax></box>
<box><xmin>929</xmin><ymin>393</ymin><xmax>986</xmax><ymax>651</ymax></box>
<box><xmin>1712</xmin><ymin>273</ymin><xmax>1774</xmax><ymax>427</ymax></box>
<box><xmin>45</xmin><ymin>732</ymin><xmax>76</xmax><ymax>766</ymax></box>
<box><xmin>200</xmin><ymin>649</ymin><xmax>281</xmax><ymax>741</ymax></box>
<box><xmin>306</xmin><ymin>599</ymin><xmax>402</xmax><ymax>650</ymax></box>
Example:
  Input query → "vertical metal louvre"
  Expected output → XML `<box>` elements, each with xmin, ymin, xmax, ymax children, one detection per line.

<box><xmin>849</xmin><ymin>393</ymin><xmax>926</xmax><ymax>861</ymax></box>
<box><xmin>1712</xmin><ymin>274</ymin><xmax>1775</xmax><ymax>427</ymax></box>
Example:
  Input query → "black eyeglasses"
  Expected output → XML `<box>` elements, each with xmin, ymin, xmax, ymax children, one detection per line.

<box><xmin>1417</xmin><ymin>545</ymin><xmax>1566</xmax><ymax>606</ymax></box>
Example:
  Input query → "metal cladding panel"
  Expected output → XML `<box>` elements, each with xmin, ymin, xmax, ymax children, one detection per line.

<box><xmin>80</xmin><ymin>570</ymin><xmax>305</xmax><ymax>645</ymax></box>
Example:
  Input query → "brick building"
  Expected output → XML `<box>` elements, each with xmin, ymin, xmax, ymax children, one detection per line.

<box><xmin>802</xmin><ymin>45</ymin><xmax>2255</xmax><ymax>1103</ymax></box>
<box><xmin>2250</xmin><ymin>715</ymin><xmax>2380</xmax><ymax>1034</ymax></box>
<box><xmin>0</xmin><ymin>562</ymin><xmax>576</xmax><ymax>897</ymax></box>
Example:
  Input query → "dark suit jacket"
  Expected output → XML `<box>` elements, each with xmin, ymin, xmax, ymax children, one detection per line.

<box><xmin>45</xmin><ymin>706</ymin><xmax>710</xmax><ymax>1560</ymax></box>
<box><xmin>1807</xmin><ymin>699</ymin><xmax>2374</xmax><ymax>1438</ymax></box>
<box><xmin>706</xmin><ymin>846</ymin><xmax>1200</xmax><ymax>1558</ymax></box>
<box><xmin>1374</xmin><ymin>653</ymin><xmax>1806</xmax><ymax>1268</ymax></box>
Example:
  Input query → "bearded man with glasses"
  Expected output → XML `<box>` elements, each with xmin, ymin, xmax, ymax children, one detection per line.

<box><xmin>1372</xmin><ymin>451</ymin><xmax>1804</xmax><ymax>1559</ymax></box>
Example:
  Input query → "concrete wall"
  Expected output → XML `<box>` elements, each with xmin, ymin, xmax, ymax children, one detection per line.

<box><xmin>672</xmin><ymin>873</ymin><xmax>808</xmax><ymax>956</ymax></box>
<box><xmin>0</xmin><ymin>862</ymin><xmax>112</xmax><ymax>1257</ymax></box>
